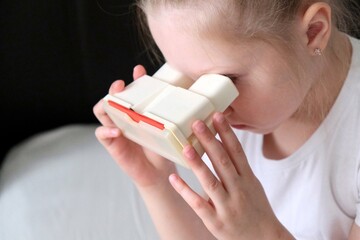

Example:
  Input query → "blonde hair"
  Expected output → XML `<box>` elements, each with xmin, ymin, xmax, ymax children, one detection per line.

<box><xmin>134</xmin><ymin>0</ymin><xmax>359</xmax><ymax>64</ymax></box>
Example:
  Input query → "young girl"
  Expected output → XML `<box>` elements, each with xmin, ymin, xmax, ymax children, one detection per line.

<box><xmin>93</xmin><ymin>0</ymin><xmax>360</xmax><ymax>239</ymax></box>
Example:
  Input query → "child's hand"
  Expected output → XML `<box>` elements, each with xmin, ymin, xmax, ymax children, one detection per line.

<box><xmin>169</xmin><ymin>112</ymin><xmax>293</xmax><ymax>240</ymax></box>
<box><xmin>93</xmin><ymin>65</ymin><xmax>176</xmax><ymax>188</ymax></box>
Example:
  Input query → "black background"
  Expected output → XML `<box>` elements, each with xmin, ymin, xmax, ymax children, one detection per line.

<box><xmin>0</xmin><ymin>0</ymin><xmax>159</xmax><ymax>165</ymax></box>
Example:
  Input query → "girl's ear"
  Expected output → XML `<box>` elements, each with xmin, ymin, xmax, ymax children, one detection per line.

<box><xmin>300</xmin><ymin>2</ymin><xmax>332</xmax><ymax>55</ymax></box>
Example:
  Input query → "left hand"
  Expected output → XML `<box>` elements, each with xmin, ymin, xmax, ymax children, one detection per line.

<box><xmin>169</xmin><ymin>112</ymin><xmax>294</xmax><ymax>240</ymax></box>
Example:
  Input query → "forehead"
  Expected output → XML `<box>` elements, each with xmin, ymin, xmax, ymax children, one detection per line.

<box><xmin>146</xmin><ymin>7</ymin><xmax>252</xmax><ymax>77</ymax></box>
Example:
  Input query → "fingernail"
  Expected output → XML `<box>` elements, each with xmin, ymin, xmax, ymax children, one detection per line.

<box><xmin>169</xmin><ymin>174</ymin><xmax>178</xmax><ymax>183</ymax></box>
<box><xmin>193</xmin><ymin>120</ymin><xmax>206</xmax><ymax>133</ymax></box>
<box><xmin>110</xmin><ymin>128</ymin><xmax>120</xmax><ymax>136</ymax></box>
<box><xmin>169</xmin><ymin>174</ymin><xmax>181</xmax><ymax>190</ymax></box>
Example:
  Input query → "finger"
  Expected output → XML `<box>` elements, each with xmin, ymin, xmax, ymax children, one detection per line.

<box><xmin>93</xmin><ymin>99</ymin><xmax>116</xmax><ymax>127</ymax></box>
<box><xmin>95</xmin><ymin>126</ymin><xmax>140</xmax><ymax>164</ymax></box>
<box><xmin>169</xmin><ymin>173</ymin><xmax>217</xmax><ymax>222</ymax></box>
<box><xmin>183</xmin><ymin>144</ymin><xmax>227</xmax><ymax>202</ymax></box>
<box><xmin>94</xmin><ymin>80</ymin><xmax>126</xmax><ymax>127</ymax></box>
<box><xmin>109</xmin><ymin>80</ymin><xmax>125</xmax><ymax>95</ymax></box>
<box><xmin>133</xmin><ymin>64</ymin><xmax>147</xmax><ymax>80</ymax></box>
<box><xmin>213</xmin><ymin>112</ymin><xmax>253</xmax><ymax>177</ymax></box>
<box><xmin>94</xmin><ymin>126</ymin><xmax>121</xmax><ymax>147</ymax></box>
<box><xmin>192</xmin><ymin>120</ymin><xmax>239</xmax><ymax>191</ymax></box>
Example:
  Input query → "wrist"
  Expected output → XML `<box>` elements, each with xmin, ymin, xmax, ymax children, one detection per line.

<box><xmin>135</xmin><ymin>163</ymin><xmax>177</xmax><ymax>193</ymax></box>
<box><xmin>262</xmin><ymin>219</ymin><xmax>295</xmax><ymax>240</ymax></box>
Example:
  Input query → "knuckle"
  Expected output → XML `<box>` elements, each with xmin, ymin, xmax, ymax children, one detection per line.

<box><xmin>192</xmin><ymin>197</ymin><xmax>206</xmax><ymax>211</ymax></box>
<box><xmin>233</xmin><ymin>143</ymin><xmax>244</xmax><ymax>155</ymax></box>
<box><xmin>222</xmin><ymin>122</ymin><xmax>232</xmax><ymax>133</ymax></box>
<box><xmin>218</xmin><ymin>155</ymin><xmax>231</xmax><ymax>167</ymax></box>
<box><xmin>93</xmin><ymin>102</ymin><xmax>101</xmax><ymax>115</ymax></box>
<box><xmin>202</xmin><ymin>132</ymin><xmax>214</xmax><ymax>143</ymax></box>
<box><xmin>207</xmin><ymin>177</ymin><xmax>220</xmax><ymax>192</ymax></box>
<box><xmin>211</xmin><ymin>219</ymin><xmax>225</xmax><ymax>232</ymax></box>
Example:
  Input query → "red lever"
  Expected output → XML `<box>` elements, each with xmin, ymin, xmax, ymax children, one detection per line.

<box><xmin>108</xmin><ymin>100</ymin><xmax>165</xmax><ymax>130</ymax></box>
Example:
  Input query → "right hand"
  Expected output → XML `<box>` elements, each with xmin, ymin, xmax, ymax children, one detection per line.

<box><xmin>93</xmin><ymin>65</ymin><xmax>176</xmax><ymax>188</ymax></box>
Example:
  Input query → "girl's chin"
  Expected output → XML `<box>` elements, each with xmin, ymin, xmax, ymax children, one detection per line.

<box><xmin>231</xmin><ymin>124</ymin><xmax>249</xmax><ymax>130</ymax></box>
<box><xmin>230</xmin><ymin>124</ymin><xmax>274</xmax><ymax>134</ymax></box>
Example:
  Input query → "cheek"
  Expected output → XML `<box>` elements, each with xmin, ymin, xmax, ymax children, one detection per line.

<box><xmin>226</xmin><ymin>55</ymin><xmax>306</xmax><ymax>127</ymax></box>
<box><xmin>228</xmin><ymin>83</ymin><xmax>303</xmax><ymax>127</ymax></box>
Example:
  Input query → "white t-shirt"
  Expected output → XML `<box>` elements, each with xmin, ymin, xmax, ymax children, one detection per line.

<box><xmin>205</xmin><ymin>35</ymin><xmax>360</xmax><ymax>240</ymax></box>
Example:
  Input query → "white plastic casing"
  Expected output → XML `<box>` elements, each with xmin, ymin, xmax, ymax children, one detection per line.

<box><xmin>103</xmin><ymin>63</ymin><xmax>239</xmax><ymax>168</ymax></box>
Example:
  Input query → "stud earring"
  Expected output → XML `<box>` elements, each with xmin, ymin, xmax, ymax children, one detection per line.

<box><xmin>314</xmin><ymin>48</ymin><xmax>322</xmax><ymax>56</ymax></box>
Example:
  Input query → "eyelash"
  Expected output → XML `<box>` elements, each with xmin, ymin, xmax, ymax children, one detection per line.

<box><xmin>228</xmin><ymin>76</ymin><xmax>241</xmax><ymax>84</ymax></box>
<box><xmin>221</xmin><ymin>74</ymin><xmax>243</xmax><ymax>84</ymax></box>
<box><xmin>230</xmin><ymin>76</ymin><xmax>238</xmax><ymax>81</ymax></box>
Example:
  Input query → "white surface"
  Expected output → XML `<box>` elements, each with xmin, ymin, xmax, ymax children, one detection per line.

<box><xmin>0</xmin><ymin>124</ymin><xmax>201</xmax><ymax>240</ymax></box>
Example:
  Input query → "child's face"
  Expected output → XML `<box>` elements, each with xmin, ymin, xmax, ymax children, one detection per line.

<box><xmin>147</xmin><ymin>8</ymin><xmax>313</xmax><ymax>134</ymax></box>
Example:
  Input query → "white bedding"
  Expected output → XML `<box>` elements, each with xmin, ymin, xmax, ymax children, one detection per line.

<box><xmin>0</xmin><ymin>124</ymin><xmax>201</xmax><ymax>240</ymax></box>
